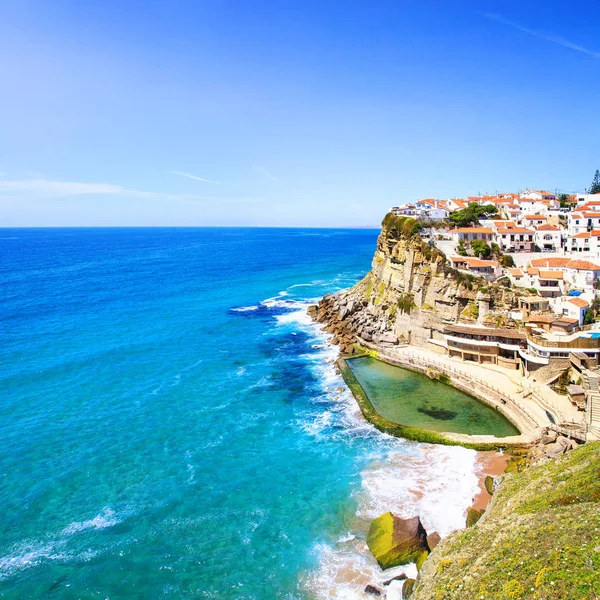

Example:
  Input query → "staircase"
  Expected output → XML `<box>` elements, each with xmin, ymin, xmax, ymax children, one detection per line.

<box><xmin>582</xmin><ymin>370</ymin><xmax>600</xmax><ymax>440</ymax></box>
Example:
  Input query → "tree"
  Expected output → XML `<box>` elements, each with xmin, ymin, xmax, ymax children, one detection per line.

<box><xmin>500</xmin><ymin>254</ymin><xmax>516</xmax><ymax>268</ymax></box>
<box><xmin>471</xmin><ymin>240</ymin><xmax>492</xmax><ymax>258</ymax></box>
<box><xmin>590</xmin><ymin>170</ymin><xmax>600</xmax><ymax>194</ymax></box>
<box><xmin>456</xmin><ymin>238</ymin><xmax>468</xmax><ymax>256</ymax></box>
<box><xmin>449</xmin><ymin>203</ymin><xmax>498</xmax><ymax>227</ymax></box>
<box><xmin>558</xmin><ymin>193</ymin><xmax>574</xmax><ymax>209</ymax></box>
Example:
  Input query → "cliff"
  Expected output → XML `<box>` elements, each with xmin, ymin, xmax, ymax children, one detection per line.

<box><xmin>412</xmin><ymin>441</ymin><xmax>600</xmax><ymax>599</ymax></box>
<box><xmin>310</xmin><ymin>214</ymin><xmax>520</xmax><ymax>352</ymax></box>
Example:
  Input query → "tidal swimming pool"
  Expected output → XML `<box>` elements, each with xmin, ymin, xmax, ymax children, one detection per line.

<box><xmin>347</xmin><ymin>356</ymin><xmax>520</xmax><ymax>437</ymax></box>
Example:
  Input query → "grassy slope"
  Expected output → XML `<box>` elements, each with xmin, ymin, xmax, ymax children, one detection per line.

<box><xmin>413</xmin><ymin>442</ymin><xmax>600</xmax><ymax>600</ymax></box>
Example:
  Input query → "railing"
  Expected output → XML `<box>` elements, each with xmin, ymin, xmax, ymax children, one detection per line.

<box><xmin>527</xmin><ymin>333</ymin><xmax>600</xmax><ymax>349</ymax></box>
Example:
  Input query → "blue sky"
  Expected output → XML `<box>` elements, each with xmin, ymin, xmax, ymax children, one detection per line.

<box><xmin>1</xmin><ymin>0</ymin><xmax>599</xmax><ymax>226</ymax></box>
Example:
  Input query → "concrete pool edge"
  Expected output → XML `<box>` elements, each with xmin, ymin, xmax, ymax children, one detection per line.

<box><xmin>337</xmin><ymin>354</ymin><xmax>540</xmax><ymax>450</ymax></box>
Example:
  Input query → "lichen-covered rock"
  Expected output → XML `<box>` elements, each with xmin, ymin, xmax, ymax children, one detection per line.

<box><xmin>402</xmin><ymin>578</ymin><xmax>417</xmax><ymax>598</ymax></box>
<box><xmin>465</xmin><ymin>508</ymin><xmax>484</xmax><ymax>527</ymax></box>
<box><xmin>484</xmin><ymin>475</ymin><xmax>494</xmax><ymax>495</ymax></box>
<box><xmin>366</xmin><ymin>512</ymin><xmax>430</xmax><ymax>570</ymax></box>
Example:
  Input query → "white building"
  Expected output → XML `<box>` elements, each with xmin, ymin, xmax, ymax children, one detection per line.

<box><xmin>520</xmin><ymin>189</ymin><xmax>557</xmax><ymax>202</ymax></box>
<box><xmin>529</xmin><ymin>257</ymin><xmax>600</xmax><ymax>292</ymax></box>
<box><xmin>534</xmin><ymin>224</ymin><xmax>562</xmax><ymax>252</ymax></box>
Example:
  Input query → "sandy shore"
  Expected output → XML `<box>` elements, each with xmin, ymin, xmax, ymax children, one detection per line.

<box><xmin>471</xmin><ymin>451</ymin><xmax>510</xmax><ymax>511</ymax></box>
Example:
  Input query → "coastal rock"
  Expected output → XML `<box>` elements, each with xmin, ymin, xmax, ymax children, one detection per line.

<box><xmin>540</xmin><ymin>429</ymin><xmax>558</xmax><ymax>445</ymax></box>
<box><xmin>544</xmin><ymin>435</ymin><xmax>571</xmax><ymax>458</ymax></box>
<box><xmin>366</xmin><ymin>512</ymin><xmax>430</xmax><ymax>570</ymax></box>
<box><xmin>374</xmin><ymin>333</ymin><xmax>398</xmax><ymax>345</ymax></box>
<box><xmin>466</xmin><ymin>508</ymin><xmax>484</xmax><ymax>527</ymax></box>
<box><xmin>426</xmin><ymin>532</ymin><xmax>441</xmax><ymax>550</ymax></box>
<box><xmin>383</xmin><ymin>574</ymin><xmax>407</xmax><ymax>586</ymax></box>
<box><xmin>484</xmin><ymin>476</ymin><xmax>494</xmax><ymax>495</ymax></box>
<box><xmin>364</xmin><ymin>584</ymin><xmax>382</xmax><ymax>596</ymax></box>
<box><xmin>402</xmin><ymin>578</ymin><xmax>417</xmax><ymax>598</ymax></box>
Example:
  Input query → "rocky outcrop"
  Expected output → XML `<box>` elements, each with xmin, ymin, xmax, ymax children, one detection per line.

<box><xmin>309</xmin><ymin>215</ymin><xmax>521</xmax><ymax>352</ymax></box>
<box><xmin>366</xmin><ymin>512</ymin><xmax>431</xmax><ymax>570</ymax></box>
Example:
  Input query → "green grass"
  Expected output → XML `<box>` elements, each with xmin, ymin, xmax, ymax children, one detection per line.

<box><xmin>413</xmin><ymin>442</ymin><xmax>600</xmax><ymax>600</ymax></box>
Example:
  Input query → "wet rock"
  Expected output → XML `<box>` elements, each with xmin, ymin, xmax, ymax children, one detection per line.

<box><xmin>426</xmin><ymin>531</ymin><xmax>441</xmax><ymax>550</ymax></box>
<box><xmin>307</xmin><ymin>305</ymin><xmax>318</xmax><ymax>319</ymax></box>
<box><xmin>484</xmin><ymin>476</ymin><xmax>494</xmax><ymax>495</ymax></box>
<box><xmin>366</xmin><ymin>513</ymin><xmax>430</xmax><ymax>570</ymax></box>
<box><xmin>364</xmin><ymin>584</ymin><xmax>382</xmax><ymax>596</ymax></box>
<box><xmin>402</xmin><ymin>578</ymin><xmax>417</xmax><ymax>598</ymax></box>
<box><xmin>466</xmin><ymin>508</ymin><xmax>484</xmax><ymax>527</ymax></box>
<box><xmin>383</xmin><ymin>574</ymin><xmax>407</xmax><ymax>586</ymax></box>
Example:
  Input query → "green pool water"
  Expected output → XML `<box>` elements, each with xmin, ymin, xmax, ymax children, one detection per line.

<box><xmin>347</xmin><ymin>356</ymin><xmax>520</xmax><ymax>437</ymax></box>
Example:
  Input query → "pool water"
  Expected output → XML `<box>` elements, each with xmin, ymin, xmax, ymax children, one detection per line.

<box><xmin>347</xmin><ymin>356</ymin><xmax>520</xmax><ymax>437</ymax></box>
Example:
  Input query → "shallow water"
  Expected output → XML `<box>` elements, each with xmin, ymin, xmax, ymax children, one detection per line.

<box><xmin>347</xmin><ymin>356</ymin><xmax>519</xmax><ymax>437</ymax></box>
<box><xmin>1</xmin><ymin>227</ymin><xmax>485</xmax><ymax>599</ymax></box>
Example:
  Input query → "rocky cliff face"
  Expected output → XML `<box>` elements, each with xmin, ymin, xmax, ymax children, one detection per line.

<box><xmin>309</xmin><ymin>215</ymin><xmax>519</xmax><ymax>351</ymax></box>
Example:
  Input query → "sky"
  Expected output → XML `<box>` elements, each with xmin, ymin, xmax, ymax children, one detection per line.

<box><xmin>1</xmin><ymin>0</ymin><xmax>599</xmax><ymax>227</ymax></box>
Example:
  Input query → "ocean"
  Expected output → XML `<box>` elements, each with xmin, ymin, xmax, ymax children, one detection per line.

<box><xmin>0</xmin><ymin>227</ymin><xmax>482</xmax><ymax>599</ymax></box>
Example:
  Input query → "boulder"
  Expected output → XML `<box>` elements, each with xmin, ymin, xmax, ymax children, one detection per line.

<box><xmin>374</xmin><ymin>333</ymin><xmax>398</xmax><ymax>345</ymax></box>
<box><xmin>364</xmin><ymin>584</ymin><xmax>382</xmax><ymax>596</ymax></box>
<box><xmin>403</xmin><ymin>578</ymin><xmax>417</xmax><ymax>598</ymax></box>
<box><xmin>426</xmin><ymin>531</ymin><xmax>441</xmax><ymax>550</ymax></box>
<box><xmin>307</xmin><ymin>305</ymin><xmax>318</xmax><ymax>319</ymax></box>
<box><xmin>383</xmin><ymin>574</ymin><xmax>407</xmax><ymax>586</ymax></box>
<box><xmin>544</xmin><ymin>436</ymin><xmax>571</xmax><ymax>458</ymax></box>
<box><xmin>366</xmin><ymin>513</ymin><xmax>430</xmax><ymax>570</ymax></box>
<box><xmin>466</xmin><ymin>508</ymin><xmax>484</xmax><ymax>527</ymax></box>
<box><xmin>484</xmin><ymin>476</ymin><xmax>494</xmax><ymax>495</ymax></box>
<box><xmin>540</xmin><ymin>429</ymin><xmax>558</xmax><ymax>445</ymax></box>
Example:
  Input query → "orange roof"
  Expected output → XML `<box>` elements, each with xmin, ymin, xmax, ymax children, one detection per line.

<box><xmin>530</xmin><ymin>257</ymin><xmax>600</xmax><ymax>270</ymax></box>
<box><xmin>573</xmin><ymin>232</ymin><xmax>592</xmax><ymax>239</ymax></box>
<box><xmin>568</xmin><ymin>297</ymin><xmax>589</xmax><ymax>308</ymax></box>
<box><xmin>528</xmin><ymin>314</ymin><xmax>555</xmax><ymax>324</ymax></box>
<box><xmin>510</xmin><ymin>268</ymin><xmax>524</xmax><ymax>277</ymax></box>
<box><xmin>538</xmin><ymin>270</ymin><xmax>563</xmax><ymax>280</ymax></box>
<box><xmin>527</xmin><ymin>267</ymin><xmax>540</xmax><ymax>275</ymax></box>
<box><xmin>537</xmin><ymin>224</ymin><xmax>560</xmax><ymax>231</ymax></box>
<box><xmin>565</xmin><ymin>259</ymin><xmax>600</xmax><ymax>271</ymax></box>
<box><xmin>530</xmin><ymin>257</ymin><xmax>571</xmax><ymax>268</ymax></box>
<box><xmin>524</xmin><ymin>215</ymin><xmax>547</xmax><ymax>220</ymax></box>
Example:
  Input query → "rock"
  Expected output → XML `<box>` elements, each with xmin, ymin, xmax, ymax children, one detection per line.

<box><xmin>426</xmin><ymin>531</ymin><xmax>441</xmax><ymax>550</ymax></box>
<box><xmin>402</xmin><ymin>578</ymin><xmax>417</xmax><ymax>598</ymax></box>
<box><xmin>540</xmin><ymin>429</ymin><xmax>558</xmax><ymax>445</ymax></box>
<box><xmin>366</xmin><ymin>513</ymin><xmax>430</xmax><ymax>570</ymax></box>
<box><xmin>544</xmin><ymin>436</ymin><xmax>571</xmax><ymax>458</ymax></box>
<box><xmin>484</xmin><ymin>475</ymin><xmax>494</xmax><ymax>495</ymax></box>
<box><xmin>307</xmin><ymin>305</ymin><xmax>318</xmax><ymax>319</ymax></box>
<box><xmin>466</xmin><ymin>508</ymin><xmax>484</xmax><ymax>527</ymax></box>
<box><xmin>383</xmin><ymin>574</ymin><xmax>407</xmax><ymax>586</ymax></box>
<box><xmin>364</xmin><ymin>584</ymin><xmax>382</xmax><ymax>596</ymax></box>
<box><xmin>374</xmin><ymin>333</ymin><xmax>398</xmax><ymax>345</ymax></box>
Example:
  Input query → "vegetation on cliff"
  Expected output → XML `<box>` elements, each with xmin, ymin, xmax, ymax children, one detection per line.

<box><xmin>412</xmin><ymin>442</ymin><xmax>600</xmax><ymax>600</ymax></box>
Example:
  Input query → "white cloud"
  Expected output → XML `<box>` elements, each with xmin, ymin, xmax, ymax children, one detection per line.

<box><xmin>169</xmin><ymin>170</ymin><xmax>220</xmax><ymax>184</ymax></box>
<box><xmin>482</xmin><ymin>13</ymin><xmax>600</xmax><ymax>59</ymax></box>
<box><xmin>0</xmin><ymin>178</ymin><xmax>189</xmax><ymax>200</ymax></box>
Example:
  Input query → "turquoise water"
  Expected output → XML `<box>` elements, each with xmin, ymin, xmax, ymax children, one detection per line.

<box><xmin>347</xmin><ymin>357</ymin><xmax>519</xmax><ymax>437</ymax></box>
<box><xmin>0</xmin><ymin>228</ymin><xmax>484</xmax><ymax>599</ymax></box>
